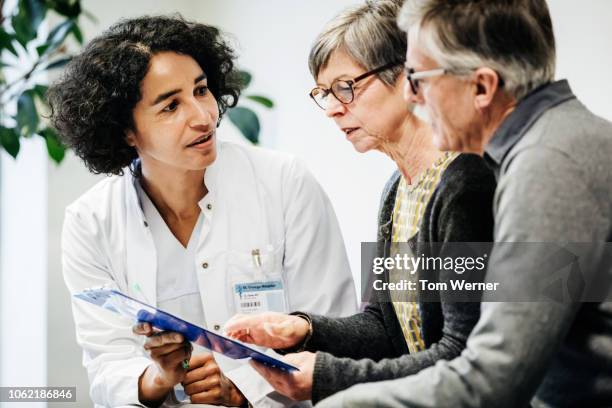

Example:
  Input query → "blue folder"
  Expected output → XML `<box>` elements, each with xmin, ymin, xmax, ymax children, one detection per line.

<box><xmin>74</xmin><ymin>288</ymin><xmax>298</xmax><ymax>372</ymax></box>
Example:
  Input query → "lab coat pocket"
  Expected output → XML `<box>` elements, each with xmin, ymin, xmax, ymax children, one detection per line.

<box><xmin>225</xmin><ymin>241</ymin><xmax>287</xmax><ymax>315</ymax></box>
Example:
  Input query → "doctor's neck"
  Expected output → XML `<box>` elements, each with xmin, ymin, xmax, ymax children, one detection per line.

<box><xmin>138</xmin><ymin>161</ymin><xmax>207</xmax><ymax>221</ymax></box>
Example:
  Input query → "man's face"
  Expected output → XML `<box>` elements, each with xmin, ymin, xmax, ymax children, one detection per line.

<box><xmin>405</xmin><ymin>26</ymin><xmax>482</xmax><ymax>153</ymax></box>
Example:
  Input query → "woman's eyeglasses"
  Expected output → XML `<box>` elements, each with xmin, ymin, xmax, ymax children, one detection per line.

<box><xmin>309</xmin><ymin>61</ymin><xmax>401</xmax><ymax>110</ymax></box>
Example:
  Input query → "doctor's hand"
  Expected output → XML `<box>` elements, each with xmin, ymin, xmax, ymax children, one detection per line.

<box><xmin>251</xmin><ymin>351</ymin><xmax>315</xmax><ymax>401</ymax></box>
<box><xmin>182</xmin><ymin>353</ymin><xmax>246</xmax><ymax>406</ymax></box>
<box><xmin>225</xmin><ymin>312</ymin><xmax>310</xmax><ymax>350</ymax></box>
<box><xmin>133</xmin><ymin>322</ymin><xmax>192</xmax><ymax>405</ymax></box>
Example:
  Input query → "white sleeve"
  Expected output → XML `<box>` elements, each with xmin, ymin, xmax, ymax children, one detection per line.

<box><xmin>222</xmin><ymin>158</ymin><xmax>357</xmax><ymax>407</ymax></box>
<box><xmin>280</xmin><ymin>157</ymin><xmax>357</xmax><ymax>317</ymax></box>
<box><xmin>62</xmin><ymin>207</ymin><xmax>151</xmax><ymax>407</ymax></box>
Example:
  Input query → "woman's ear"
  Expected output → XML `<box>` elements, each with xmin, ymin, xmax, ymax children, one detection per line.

<box><xmin>125</xmin><ymin>130</ymin><xmax>137</xmax><ymax>147</ymax></box>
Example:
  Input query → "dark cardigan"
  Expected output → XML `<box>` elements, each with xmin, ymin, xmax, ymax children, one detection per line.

<box><xmin>299</xmin><ymin>153</ymin><xmax>497</xmax><ymax>404</ymax></box>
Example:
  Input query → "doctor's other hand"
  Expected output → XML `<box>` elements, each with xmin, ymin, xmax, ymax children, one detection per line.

<box><xmin>224</xmin><ymin>312</ymin><xmax>310</xmax><ymax>350</ymax></box>
<box><xmin>133</xmin><ymin>322</ymin><xmax>192</xmax><ymax>405</ymax></box>
<box><xmin>182</xmin><ymin>352</ymin><xmax>246</xmax><ymax>406</ymax></box>
<box><xmin>251</xmin><ymin>351</ymin><xmax>315</xmax><ymax>401</ymax></box>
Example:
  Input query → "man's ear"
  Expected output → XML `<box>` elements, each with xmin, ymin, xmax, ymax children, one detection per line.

<box><xmin>473</xmin><ymin>67</ymin><xmax>502</xmax><ymax>110</ymax></box>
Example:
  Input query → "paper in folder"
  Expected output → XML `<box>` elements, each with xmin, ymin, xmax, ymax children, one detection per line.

<box><xmin>74</xmin><ymin>288</ymin><xmax>298</xmax><ymax>372</ymax></box>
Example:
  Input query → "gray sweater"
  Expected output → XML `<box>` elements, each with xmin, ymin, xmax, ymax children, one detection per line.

<box><xmin>317</xmin><ymin>80</ymin><xmax>612</xmax><ymax>408</ymax></box>
<box><xmin>297</xmin><ymin>154</ymin><xmax>496</xmax><ymax>404</ymax></box>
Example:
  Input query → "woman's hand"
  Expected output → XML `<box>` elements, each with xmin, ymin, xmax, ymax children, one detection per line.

<box><xmin>182</xmin><ymin>353</ymin><xmax>246</xmax><ymax>406</ymax></box>
<box><xmin>133</xmin><ymin>322</ymin><xmax>192</xmax><ymax>405</ymax></box>
<box><xmin>224</xmin><ymin>312</ymin><xmax>310</xmax><ymax>349</ymax></box>
<box><xmin>250</xmin><ymin>352</ymin><xmax>315</xmax><ymax>401</ymax></box>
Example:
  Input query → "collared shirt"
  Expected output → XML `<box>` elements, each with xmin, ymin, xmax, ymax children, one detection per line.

<box><xmin>136</xmin><ymin>180</ymin><xmax>207</xmax><ymax>327</ymax></box>
<box><xmin>390</xmin><ymin>152</ymin><xmax>458</xmax><ymax>353</ymax></box>
<box><xmin>484</xmin><ymin>80</ymin><xmax>576</xmax><ymax>176</ymax></box>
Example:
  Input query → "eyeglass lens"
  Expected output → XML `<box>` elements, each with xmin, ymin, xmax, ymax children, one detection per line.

<box><xmin>312</xmin><ymin>80</ymin><xmax>354</xmax><ymax>109</ymax></box>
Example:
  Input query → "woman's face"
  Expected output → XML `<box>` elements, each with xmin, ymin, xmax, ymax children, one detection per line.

<box><xmin>315</xmin><ymin>50</ymin><xmax>409</xmax><ymax>153</ymax></box>
<box><xmin>127</xmin><ymin>52</ymin><xmax>219</xmax><ymax>173</ymax></box>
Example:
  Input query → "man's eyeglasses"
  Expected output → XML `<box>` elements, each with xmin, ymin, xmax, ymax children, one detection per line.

<box><xmin>405</xmin><ymin>67</ymin><xmax>447</xmax><ymax>95</ymax></box>
<box><xmin>405</xmin><ymin>66</ymin><xmax>505</xmax><ymax>94</ymax></box>
<box><xmin>309</xmin><ymin>61</ymin><xmax>401</xmax><ymax>110</ymax></box>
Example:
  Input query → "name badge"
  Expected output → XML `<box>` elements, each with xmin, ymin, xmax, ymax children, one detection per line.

<box><xmin>233</xmin><ymin>280</ymin><xmax>286</xmax><ymax>314</ymax></box>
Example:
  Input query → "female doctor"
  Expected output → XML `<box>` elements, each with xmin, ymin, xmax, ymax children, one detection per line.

<box><xmin>48</xmin><ymin>15</ymin><xmax>356</xmax><ymax>408</ymax></box>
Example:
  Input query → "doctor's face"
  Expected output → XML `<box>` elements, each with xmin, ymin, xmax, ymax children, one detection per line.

<box><xmin>127</xmin><ymin>52</ymin><xmax>219</xmax><ymax>173</ymax></box>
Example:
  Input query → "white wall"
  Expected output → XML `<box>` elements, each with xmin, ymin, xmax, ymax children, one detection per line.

<box><xmin>549</xmin><ymin>0</ymin><xmax>612</xmax><ymax>122</ymax></box>
<box><xmin>1</xmin><ymin>1</ymin><xmax>47</xmax><ymax>407</ymax></box>
<box><xmin>0</xmin><ymin>140</ymin><xmax>47</xmax><ymax>408</ymax></box>
<box><xmin>0</xmin><ymin>1</ymin><xmax>611</xmax><ymax>408</ymax></box>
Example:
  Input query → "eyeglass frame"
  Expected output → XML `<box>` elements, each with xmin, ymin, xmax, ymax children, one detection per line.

<box><xmin>309</xmin><ymin>61</ymin><xmax>402</xmax><ymax>110</ymax></box>
<box><xmin>404</xmin><ymin>67</ymin><xmax>447</xmax><ymax>95</ymax></box>
<box><xmin>405</xmin><ymin>66</ymin><xmax>505</xmax><ymax>95</ymax></box>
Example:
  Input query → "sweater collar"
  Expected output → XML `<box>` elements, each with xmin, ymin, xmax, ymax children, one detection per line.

<box><xmin>484</xmin><ymin>80</ymin><xmax>576</xmax><ymax>169</ymax></box>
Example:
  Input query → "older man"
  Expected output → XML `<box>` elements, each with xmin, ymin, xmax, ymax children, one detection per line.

<box><xmin>317</xmin><ymin>0</ymin><xmax>612</xmax><ymax>407</ymax></box>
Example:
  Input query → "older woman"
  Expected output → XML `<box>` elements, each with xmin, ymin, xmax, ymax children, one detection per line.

<box><xmin>49</xmin><ymin>15</ymin><xmax>356</xmax><ymax>408</ymax></box>
<box><xmin>224</xmin><ymin>0</ymin><xmax>496</xmax><ymax>404</ymax></box>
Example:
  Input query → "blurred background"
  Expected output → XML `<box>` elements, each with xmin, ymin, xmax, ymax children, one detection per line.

<box><xmin>1</xmin><ymin>0</ymin><xmax>611</xmax><ymax>406</ymax></box>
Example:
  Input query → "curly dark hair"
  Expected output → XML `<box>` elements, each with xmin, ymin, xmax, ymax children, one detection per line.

<box><xmin>47</xmin><ymin>15</ymin><xmax>241</xmax><ymax>175</ymax></box>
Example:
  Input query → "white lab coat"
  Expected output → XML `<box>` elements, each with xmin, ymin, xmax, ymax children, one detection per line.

<box><xmin>62</xmin><ymin>141</ymin><xmax>357</xmax><ymax>407</ymax></box>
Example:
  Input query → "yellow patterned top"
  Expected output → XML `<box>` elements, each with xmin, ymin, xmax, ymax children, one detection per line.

<box><xmin>390</xmin><ymin>152</ymin><xmax>458</xmax><ymax>353</ymax></box>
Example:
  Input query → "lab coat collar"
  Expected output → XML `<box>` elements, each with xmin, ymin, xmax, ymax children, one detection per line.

<box><xmin>203</xmin><ymin>139</ymin><xmax>223</xmax><ymax>195</ymax></box>
<box><xmin>121</xmin><ymin>142</ymin><xmax>224</xmax><ymax>306</ymax></box>
<box><xmin>125</xmin><ymin>169</ymin><xmax>158</xmax><ymax>306</ymax></box>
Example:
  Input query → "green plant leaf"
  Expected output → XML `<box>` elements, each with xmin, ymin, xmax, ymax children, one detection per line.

<box><xmin>40</xmin><ymin>127</ymin><xmax>65</xmax><ymax>163</ymax></box>
<box><xmin>36</xmin><ymin>43</ymin><xmax>49</xmax><ymax>55</ymax></box>
<box><xmin>80</xmin><ymin>8</ymin><xmax>98</xmax><ymax>23</ymax></box>
<box><xmin>227</xmin><ymin>106</ymin><xmax>260</xmax><ymax>144</ymax></box>
<box><xmin>11</xmin><ymin>0</ymin><xmax>47</xmax><ymax>46</ymax></box>
<box><xmin>12</xmin><ymin>12</ymin><xmax>36</xmax><ymax>47</ymax></box>
<box><xmin>46</xmin><ymin>0</ymin><xmax>81</xmax><ymax>18</ymax></box>
<box><xmin>24</xmin><ymin>0</ymin><xmax>48</xmax><ymax>33</ymax></box>
<box><xmin>70</xmin><ymin>23</ymin><xmax>83</xmax><ymax>44</ymax></box>
<box><xmin>0</xmin><ymin>29</ymin><xmax>19</xmax><ymax>57</ymax></box>
<box><xmin>17</xmin><ymin>91</ymin><xmax>39</xmax><ymax>137</ymax></box>
<box><xmin>0</xmin><ymin>126</ymin><xmax>21</xmax><ymax>158</ymax></box>
<box><xmin>44</xmin><ymin>56</ymin><xmax>72</xmax><ymax>70</ymax></box>
<box><xmin>237</xmin><ymin>70</ymin><xmax>252</xmax><ymax>89</ymax></box>
<box><xmin>31</xmin><ymin>84</ymin><xmax>49</xmax><ymax>100</ymax></box>
<box><xmin>47</xmin><ymin>19</ymin><xmax>75</xmax><ymax>45</ymax></box>
<box><xmin>246</xmin><ymin>95</ymin><xmax>274</xmax><ymax>108</ymax></box>
<box><xmin>37</xmin><ymin>19</ymin><xmax>75</xmax><ymax>56</ymax></box>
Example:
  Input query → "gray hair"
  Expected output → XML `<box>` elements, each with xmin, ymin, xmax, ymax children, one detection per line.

<box><xmin>309</xmin><ymin>0</ymin><xmax>406</xmax><ymax>86</ymax></box>
<box><xmin>397</xmin><ymin>0</ymin><xmax>556</xmax><ymax>100</ymax></box>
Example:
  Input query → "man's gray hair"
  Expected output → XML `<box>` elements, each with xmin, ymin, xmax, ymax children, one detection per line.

<box><xmin>309</xmin><ymin>0</ymin><xmax>406</xmax><ymax>86</ymax></box>
<box><xmin>398</xmin><ymin>0</ymin><xmax>556</xmax><ymax>100</ymax></box>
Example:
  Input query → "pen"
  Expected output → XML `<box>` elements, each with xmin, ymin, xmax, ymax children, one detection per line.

<box><xmin>252</xmin><ymin>249</ymin><xmax>262</xmax><ymax>268</ymax></box>
<box><xmin>132</xmin><ymin>282</ymin><xmax>152</xmax><ymax>304</ymax></box>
